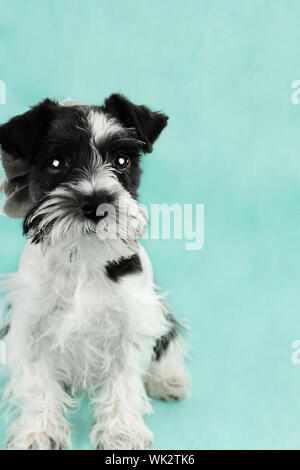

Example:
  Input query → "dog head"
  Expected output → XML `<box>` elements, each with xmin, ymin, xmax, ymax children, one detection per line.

<box><xmin>0</xmin><ymin>95</ymin><xmax>168</xmax><ymax>247</ymax></box>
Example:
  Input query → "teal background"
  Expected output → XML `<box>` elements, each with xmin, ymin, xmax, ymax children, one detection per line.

<box><xmin>1</xmin><ymin>0</ymin><xmax>300</xmax><ymax>450</ymax></box>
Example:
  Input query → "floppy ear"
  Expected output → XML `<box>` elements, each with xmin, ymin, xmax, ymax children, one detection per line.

<box><xmin>0</xmin><ymin>99</ymin><xmax>58</xmax><ymax>218</ymax></box>
<box><xmin>0</xmin><ymin>98</ymin><xmax>58</xmax><ymax>161</ymax></box>
<box><xmin>103</xmin><ymin>94</ymin><xmax>168</xmax><ymax>153</ymax></box>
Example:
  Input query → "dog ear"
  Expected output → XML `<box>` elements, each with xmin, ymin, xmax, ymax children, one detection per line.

<box><xmin>103</xmin><ymin>94</ymin><xmax>168</xmax><ymax>153</ymax></box>
<box><xmin>0</xmin><ymin>99</ymin><xmax>59</xmax><ymax>219</ymax></box>
<box><xmin>0</xmin><ymin>98</ymin><xmax>58</xmax><ymax>161</ymax></box>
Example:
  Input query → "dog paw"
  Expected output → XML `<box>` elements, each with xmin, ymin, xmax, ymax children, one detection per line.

<box><xmin>6</xmin><ymin>432</ymin><xmax>64</xmax><ymax>450</ymax></box>
<box><xmin>91</xmin><ymin>420</ymin><xmax>153</xmax><ymax>450</ymax></box>
<box><xmin>6</xmin><ymin>419</ymin><xmax>70</xmax><ymax>450</ymax></box>
<box><xmin>146</xmin><ymin>370</ymin><xmax>191</xmax><ymax>402</ymax></box>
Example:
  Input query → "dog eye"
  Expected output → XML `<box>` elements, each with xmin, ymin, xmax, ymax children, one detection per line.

<box><xmin>48</xmin><ymin>158</ymin><xmax>64</xmax><ymax>171</ymax></box>
<box><xmin>115</xmin><ymin>155</ymin><xmax>130</xmax><ymax>170</ymax></box>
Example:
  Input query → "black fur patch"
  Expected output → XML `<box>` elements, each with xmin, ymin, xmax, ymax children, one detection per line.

<box><xmin>0</xmin><ymin>323</ymin><xmax>10</xmax><ymax>339</ymax></box>
<box><xmin>153</xmin><ymin>315</ymin><xmax>180</xmax><ymax>361</ymax></box>
<box><xmin>105</xmin><ymin>254</ymin><xmax>142</xmax><ymax>282</ymax></box>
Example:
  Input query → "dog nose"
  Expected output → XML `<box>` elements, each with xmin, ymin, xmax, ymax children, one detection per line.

<box><xmin>80</xmin><ymin>194</ymin><xmax>110</xmax><ymax>221</ymax></box>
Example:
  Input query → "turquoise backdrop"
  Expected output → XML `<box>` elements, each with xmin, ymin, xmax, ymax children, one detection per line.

<box><xmin>1</xmin><ymin>0</ymin><xmax>300</xmax><ymax>450</ymax></box>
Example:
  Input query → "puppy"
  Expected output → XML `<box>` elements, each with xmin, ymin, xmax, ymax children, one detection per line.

<box><xmin>0</xmin><ymin>94</ymin><xmax>190</xmax><ymax>450</ymax></box>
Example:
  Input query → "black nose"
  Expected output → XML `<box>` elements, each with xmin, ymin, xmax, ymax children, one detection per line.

<box><xmin>80</xmin><ymin>194</ymin><xmax>111</xmax><ymax>222</ymax></box>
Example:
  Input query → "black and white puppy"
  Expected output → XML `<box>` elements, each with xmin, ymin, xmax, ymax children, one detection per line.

<box><xmin>0</xmin><ymin>95</ymin><xmax>190</xmax><ymax>450</ymax></box>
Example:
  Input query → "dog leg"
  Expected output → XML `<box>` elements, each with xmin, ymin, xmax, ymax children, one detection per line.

<box><xmin>4</xmin><ymin>347</ymin><xmax>72</xmax><ymax>450</ymax></box>
<box><xmin>90</xmin><ymin>344</ymin><xmax>154</xmax><ymax>450</ymax></box>
<box><xmin>146</xmin><ymin>334</ymin><xmax>191</xmax><ymax>402</ymax></box>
